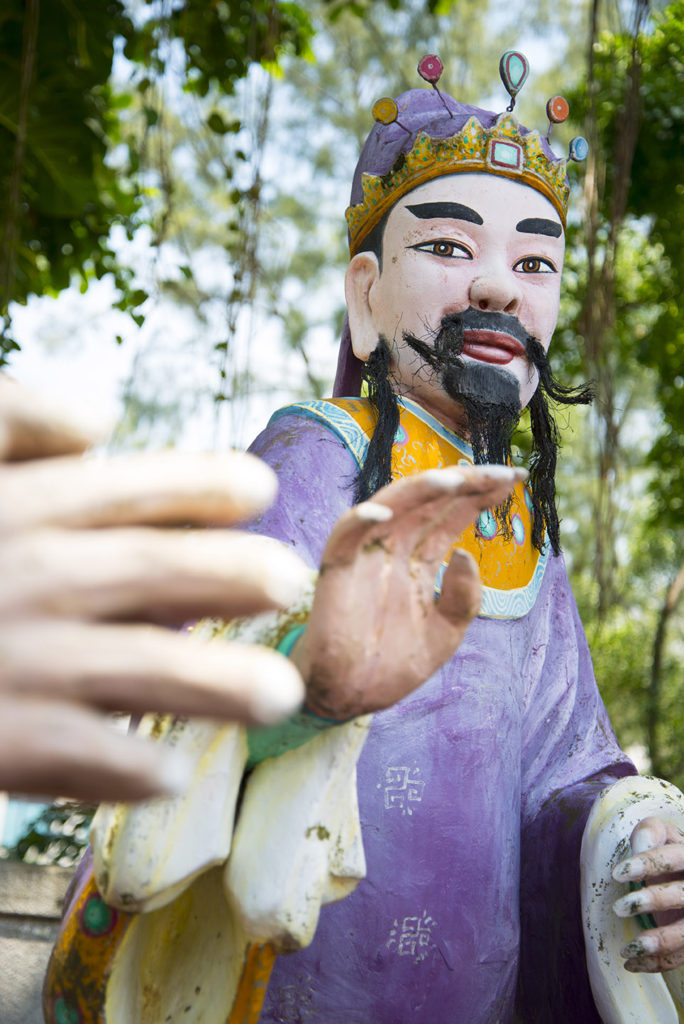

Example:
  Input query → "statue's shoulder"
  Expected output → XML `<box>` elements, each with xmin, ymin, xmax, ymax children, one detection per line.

<box><xmin>267</xmin><ymin>398</ymin><xmax>374</xmax><ymax>472</ymax></box>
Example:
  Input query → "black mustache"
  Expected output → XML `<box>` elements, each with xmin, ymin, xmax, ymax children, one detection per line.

<box><xmin>457</xmin><ymin>307</ymin><xmax>530</xmax><ymax>348</ymax></box>
<box><xmin>403</xmin><ymin>308</ymin><xmax>532</xmax><ymax>366</ymax></box>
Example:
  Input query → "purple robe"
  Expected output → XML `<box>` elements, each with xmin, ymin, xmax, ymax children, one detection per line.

<box><xmin>246</xmin><ymin>407</ymin><xmax>635</xmax><ymax>1024</ymax></box>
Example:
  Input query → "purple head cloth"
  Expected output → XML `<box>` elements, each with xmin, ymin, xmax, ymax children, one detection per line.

<box><xmin>333</xmin><ymin>87</ymin><xmax>561</xmax><ymax>397</ymax></box>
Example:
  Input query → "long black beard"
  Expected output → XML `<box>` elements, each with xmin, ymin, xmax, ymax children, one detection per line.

<box><xmin>355</xmin><ymin>311</ymin><xmax>593</xmax><ymax>555</ymax></box>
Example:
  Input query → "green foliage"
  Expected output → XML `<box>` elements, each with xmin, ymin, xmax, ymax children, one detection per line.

<box><xmin>0</xmin><ymin>0</ymin><xmax>315</xmax><ymax>362</ymax></box>
<box><xmin>0</xmin><ymin>0</ymin><xmax>140</xmax><ymax>361</ymax></box>
<box><xmin>588</xmin><ymin>614</ymin><xmax>653</xmax><ymax>747</ymax></box>
<box><xmin>631</xmin><ymin>4</ymin><xmax>684</xmax><ymax>530</ymax></box>
<box><xmin>567</xmin><ymin>1</ymin><xmax>684</xmax><ymax>531</ymax></box>
<box><xmin>125</xmin><ymin>0</ymin><xmax>313</xmax><ymax>97</ymax></box>
<box><xmin>5</xmin><ymin>802</ymin><xmax>93</xmax><ymax>867</ymax></box>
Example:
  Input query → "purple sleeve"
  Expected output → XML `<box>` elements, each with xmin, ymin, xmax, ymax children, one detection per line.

<box><xmin>246</xmin><ymin>413</ymin><xmax>359</xmax><ymax>564</ymax></box>
<box><xmin>517</xmin><ymin>554</ymin><xmax>636</xmax><ymax>1022</ymax></box>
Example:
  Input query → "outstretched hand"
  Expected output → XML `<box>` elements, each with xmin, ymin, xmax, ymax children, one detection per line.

<box><xmin>613</xmin><ymin>815</ymin><xmax>684</xmax><ymax>972</ymax></box>
<box><xmin>0</xmin><ymin>377</ymin><xmax>308</xmax><ymax>802</ymax></box>
<box><xmin>294</xmin><ymin>464</ymin><xmax>526</xmax><ymax>719</ymax></box>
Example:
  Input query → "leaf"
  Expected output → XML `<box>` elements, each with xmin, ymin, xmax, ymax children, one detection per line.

<box><xmin>207</xmin><ymin>111</ymin><xmax>229</xmax><ymax>134</ymax></box>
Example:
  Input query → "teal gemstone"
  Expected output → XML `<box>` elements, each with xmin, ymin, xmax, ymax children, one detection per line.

<box><xmin>394</xmin><ymin>424</ymin><xmax>408</xmax><ymax>445</ymax></box>
<box><xmin>492</xmin><ymin>140</ymin><xmax>521</xmax><ymax>168</ymax></box>
<box><xmin>477</xmin><ymin>510</ymin><xmax>497</xmax><ymax>539</ymax></box>
<box><xmin>54</xmin><ymin>997</ymin><xmax>81</xmax><ymax>1024</ymax></box>
<box><xmin>512</xmin><ymin>514</ymin><xmax>525</xmax><ymax>546</ymax></box>
<box><xmin>499</xmin><ymin>50</ymin><xmax>529</xmax><ymax>97</ymax></box>
<box><xmin>81</xmin><ymin>894</ymin><xmax>114</xmax><ymax>935</ymax></box>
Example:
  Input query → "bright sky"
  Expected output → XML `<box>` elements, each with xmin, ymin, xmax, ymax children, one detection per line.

<box><xmin>8</xmin><ymin>249</ymin><xmax>340</xmax><ymax>453</ymax></box>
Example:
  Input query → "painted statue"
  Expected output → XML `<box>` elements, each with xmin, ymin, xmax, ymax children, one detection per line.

<box><xmin>45</xmin><ymin>53</ymin><xmax>684</xmax><ymax>1024</ymax></box>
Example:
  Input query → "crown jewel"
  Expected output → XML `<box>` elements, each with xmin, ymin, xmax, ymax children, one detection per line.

<box><xmin>346</xmin><ymin>53</ymin><xmax>587</xmax><ymax>256</ymax></box>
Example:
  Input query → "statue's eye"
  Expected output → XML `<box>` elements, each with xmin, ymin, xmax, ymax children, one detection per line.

<box><xmin>412</xmin><ymin>240</ymin><xmax>472</xmax><ymax>259</ymax></box>
<box><xmin>514</xmin><ymin>256</ymin><xmax>556</xmax><ymax>274</ymax></box>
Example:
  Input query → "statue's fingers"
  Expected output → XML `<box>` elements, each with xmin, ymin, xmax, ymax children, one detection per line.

<box><xmin>0</xmin><ymin>450</ymin><xmax>279</xmax><ymax>533</ymax></box>
<box><xmin>0</xmin><ymin>695</ymin><xmax>192</xmax><ymax>802</ymax></box>
<box><xmin>620</xmin><ymin>919</ymin><xmax>684</xmax><ymax>972</ymax></box>
<box><xmin>0</xmin><ymin>375</ymin><xmax>104</xmax><ymax>461</ymax></box>
<box><xmin>320</xmin><ymin>467</ymin><xmax>491</xmax><ymax>567</ymax></box>
<box><xmin>369</xmin><ymin>465</ymin><xmax>525</xmax><ymax>522</ymax></box>
<box><xmin>321</xmin><ymin>467</ymin><xmax>525</xmax><ymax>569</ymax></box>
<box><xmin>319</xmin><ymin>501</ymin><xmax>394</xmax><ymax>569</ymax></box>
<box><xmin>0</xmin><ymin>620</ymin><xmax>304</xmax><ymax>725</ymax></box>
<box><xmin>411</xmin><ymin>470</ymin><xmax>525</xmax><ymax>565</ymax></box>
<box><xmin>613</xmin><ymin>844</ymin><xmax>684</xmax><ymax>885</ymax></box>
<box><xmin>369</xmin><ymin>466</ymin><xmax>469</xmax><ymax>510</ymax></box>
<box><xmin>623</xmin><ymin>950</ymin><xmax>684</xmax><ymax>972</ymax></box>
<box><xmin>0</xmin><ymin>528</ymin><xmax>311</xmax><ymax>623</ymax></box>
<box><xmin>629</xmin><ymin>816</ymin><xmax>673</xmax><ymax>855</ymax></box>
<box><xmin>614</xmin><ymin>880</ymin><xmax>684</xmax><ymax>919</ymax></box>
<box><xmin>433</xmin><ymin>548</ymin><xmax>482</xmax><ymax>626</ymax></box>
<box><xmin>371</xmin><ymin>465</ymin><xmax>526</xmax><ymax>565</ymax></box>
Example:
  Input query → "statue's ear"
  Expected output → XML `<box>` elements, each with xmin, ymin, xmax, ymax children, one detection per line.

<box><xmin>345</xmin><ymin>252</ymin><xmax>380</xmax><ymax>362</ymax></box>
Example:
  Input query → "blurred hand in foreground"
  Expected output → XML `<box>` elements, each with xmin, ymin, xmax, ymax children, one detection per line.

<box><xmin>0</xmin><ymin>376</ymin><xmax>308</xmax><ymax>802</ymax></box>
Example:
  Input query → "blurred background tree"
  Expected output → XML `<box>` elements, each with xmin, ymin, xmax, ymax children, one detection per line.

<box><xmin>1</xmin><ymin>0</ymin><xmax>682</xmax><ymax>860</ymax></box>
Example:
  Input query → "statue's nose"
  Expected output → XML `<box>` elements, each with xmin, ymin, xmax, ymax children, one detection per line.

<box><xmin>469</xmin><ymin>270</ymin><xmax>521</xmax><ymax>315</ymax></box>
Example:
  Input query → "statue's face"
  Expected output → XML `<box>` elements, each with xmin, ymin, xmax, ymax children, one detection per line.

<box><xmin>346</xmin><ymin>172</ymin><xmax>564</xmax><ymax>429</ymax></box>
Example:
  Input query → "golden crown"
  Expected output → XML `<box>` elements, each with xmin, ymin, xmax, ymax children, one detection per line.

<box><xmin>346</xmin><ymin>53</ymin><xmax>588</xmax><ymax>257</ymax></box>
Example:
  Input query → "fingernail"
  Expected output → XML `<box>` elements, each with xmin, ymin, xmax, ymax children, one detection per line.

<box><xmin>613</xmin><ymin>856</ymin><xmax>646</xmax><ymax>882</ymax></box>
<box><xmin>356</xmin><ymin>502</ymin><xmax>393</xmax><ymax>522</ymax></box>
<box><xmin>631</xmin><ymin>827</ymin><xmax>657</xmax><ymax>856</ymax></box>
<box><xmin>422</xmin><ymin>468</ymin><xmax>466</xmax><ymax>489</ymax></box>
<box><xmin>613</xmin><ymin>892</ymin><xmax>651</xmax><ymax>918</ymax></box>
<box><xmin>182</xmin><ymin>452</ymin><xmax>278</xmax><ymax>516</ymax></box>
<box><xmin>450</xmin><ymin>548</ymin><xmax>476</xmax><ymax>565</ymax></box>
<box><xmin>153</xmin><ymin>750</ymin><xmax>193</xmax><ymax>795</ymax></box>
<box><xmin>250</xmin><ymin>659</ymin><xmax>305</xmax><ymax>724</ymax></box>
<box><xmin>480</xmin><ymin>465</ymin><xmax>516</xmax><ymax>479</ymax></box>
<box><xmin>439</xmin><ymin>467</ymin><xmax>466</xmax><ymax>484</ymax></box>
<box><xmin>620</xmin><ymin>935</ymin><xmax>658</xmax><ymax>958</ymax></box>
<box><xmin>234</xmin><ymin>458</ymin><xmax>279</xmax><ymax>510</ymax></box>
<box><xmin>476</xmin><ymin>465</ymin><xmax>529</xmax><ymax>483</ymax></box>
<box><xmin>263</xmin><ymin>550</ymin><xmax>315</xmax><ymax>606</ymax></box>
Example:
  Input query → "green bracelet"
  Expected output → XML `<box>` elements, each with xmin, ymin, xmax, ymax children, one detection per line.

<box><xmin>246</xmin><ymin>624</ymin><xmax>342</xmax><ymax>767</ymax></box>
<box><xmin>277</xmin><ymin>622</ymin><xmax>308</xmax><ymax>658</ymax></box>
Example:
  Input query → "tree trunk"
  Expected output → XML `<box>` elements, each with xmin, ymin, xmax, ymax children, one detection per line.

<box><xmin>648</xmin><ymin>563</ymin><xmax>684</xmax><ymax>777</ymax></box>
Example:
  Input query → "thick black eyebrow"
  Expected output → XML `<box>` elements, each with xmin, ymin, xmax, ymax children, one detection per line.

<box><xmin>516</xmin><ymin>217</ymin><xmax>563</xmax><ymax>238</ymax></box>
<box><xmin>406</xmin><ymin>202</ymin><xmax>483</xmax><ymax>225</ymax></box>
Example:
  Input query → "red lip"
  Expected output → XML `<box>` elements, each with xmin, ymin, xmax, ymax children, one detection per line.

<box><xmin>461</xmin><ymin>329</ymin><xmax>526</xmax><ymax>366</ymax></box>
